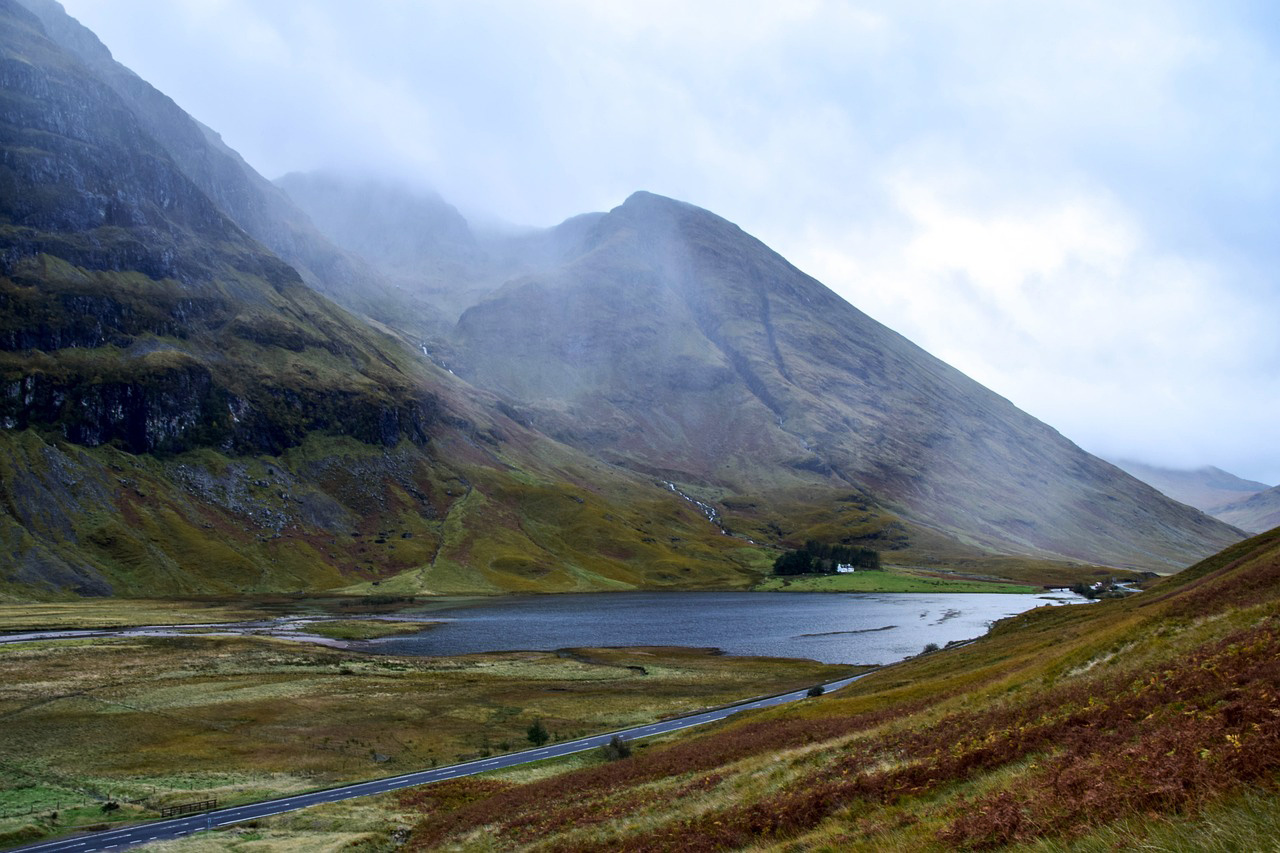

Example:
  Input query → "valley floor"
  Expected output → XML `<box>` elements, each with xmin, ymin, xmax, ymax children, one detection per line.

<box><xmin>6</xmin><ymin>526</ymin><xmax>1279</xmax><ymax>852</ymax></box>
<box><xmin>0</xmin><ymin>599</ymin><xmax>848</xmax><ymax>849</ymax></box>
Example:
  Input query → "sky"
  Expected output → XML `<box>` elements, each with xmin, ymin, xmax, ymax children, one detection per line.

<box><xmin>58</xmin><ymin>0</ymin><xmax>1280</xmax><ymax>484</ymax></box>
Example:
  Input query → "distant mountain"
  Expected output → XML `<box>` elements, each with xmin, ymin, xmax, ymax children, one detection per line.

<box><xmin>1214</xmin><ymin>486</ymin><xmax>1280</xmax><ymax>534</ymax></box>
<box><xmin>268</xmin><ymin>177</ymin><xmax>1245</xmax><ymax>572</ymax></box>
<box><xmin>445</xmin><ymin>192</ymin><xmax>1242</xmax><ymax>570</ymax></box>
<box><xmin>275</xmin><ymin>172</ymin><xmax>486</xmax><ymax>323</ymax></box>
<box><xmin>1111</xmin><ymin>460</ymin><xmax>1270</xmax><ymax>514</ymax></box>
<box><xmin>0</xmin><ymin>0</ymin><xmax>765</xmax><ymax>597</ymax></box>
<box><xmin>276</xmin><ymin>170</ymin><xmax>601</xmax><ymax>326</ymax></box>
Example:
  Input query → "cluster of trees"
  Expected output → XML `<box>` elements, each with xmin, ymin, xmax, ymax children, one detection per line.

<box><xmin>772</xmin><ymin>541</ymin><xmax>881</xmax><ymax>575</ymax></box>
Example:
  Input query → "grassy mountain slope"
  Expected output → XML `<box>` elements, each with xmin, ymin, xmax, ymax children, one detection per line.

<box><xmin>400</xmin><ymin>528</ymin><xmax>1280</xmax><ymax>851</ymax></box>
<box><xmin>0</xmin><ymin>0</ymin><xmax>767</xmax><ymax>598</ymax></box>
<box><xmin>449</xmin><ymin>192</ymin><xmax>1242</xmax><ymax>571</ymax></box>
<box><xmin>0</xmin><ymin>424</ymin><xmax>772</xmax><ymax>599</ymax></box>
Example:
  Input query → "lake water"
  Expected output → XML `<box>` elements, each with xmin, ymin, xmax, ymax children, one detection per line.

<box><xmin>372</xmin><ymin>590</ymin><xmax>1082</xmax><ymax>665</ymax></box>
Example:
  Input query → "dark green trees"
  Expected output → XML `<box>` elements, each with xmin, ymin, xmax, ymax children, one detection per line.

<box><xmin>772</xmin><ymin>541</ymin><xmax>881</xmax><ymax>575</ymax></box>
<box><xmin>526</xmin><ymin>719</ymin><xmax>550</xmax><ymax>747</ymax></box>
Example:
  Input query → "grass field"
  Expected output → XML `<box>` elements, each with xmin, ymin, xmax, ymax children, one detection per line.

<box><xmin>754</xmin><ymin>567</ymin><xmax>1037</xmax><ymax>594</ymax></box>
<box><xmin>300</xmin><ymin>619</ymin><xmax>440</xmax><ymax>641</ymax></box>
<box><xmin>0</xmin><ymin>600</ymin><xmax>263</xmax><ymax>632</ymax></box>
<box><xmin>0</xmin><ymin>613</ymin><xmax>850</xmax><ymax>846</ymax></box>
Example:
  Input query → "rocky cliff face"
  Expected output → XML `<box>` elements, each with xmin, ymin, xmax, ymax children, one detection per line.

<box><xmin>0</xmin><ymin>0</ymin><xmax>442</xmax><ymax>456</ymax></box>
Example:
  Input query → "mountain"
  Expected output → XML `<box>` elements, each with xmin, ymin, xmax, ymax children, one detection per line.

<box><xmin>0</xmin><ymin>0</ymin><xmax>767</xmax><ymax>598</ymax></box>
<box><xmin>1</xmin><ymin>0</ymin><xmax>1244</xmax><ymax>596</ymax></box>
<box><xmin>1111</xmin><ymin>459</ymin><xmax>1270</xmax><ymax>514</ymax></box>
<box><xmin>13</xmin><ymin>0</ymin><xmax>447</xmax><ymax>338</ymax></box>
<box><xmin>275</xmin><ymin>172</ymin><xmax>489</xmax><ymax>324</ymax></box>
<box><xmin>441</xmin><ymin>191</ymin><xmax>1241</xmax><ymax>570</ymax></box>
<box><xmin>281</xmin><ymin>176</ymin><xmax>1245</xmax><ymax>572</ymax></box>
<box><xmin>1214</xmin><ymin>485</ymin><xmax>1280</xmax><ymax>534</ymax></box>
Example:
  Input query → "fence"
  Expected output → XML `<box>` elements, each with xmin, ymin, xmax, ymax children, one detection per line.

<box><xmin>159</xmin><ymin>799</ymin><xmax>218</xmax><ymax>818</ymax></box>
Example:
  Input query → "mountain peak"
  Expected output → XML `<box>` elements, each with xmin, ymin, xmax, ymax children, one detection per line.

<box><xmin>620</xmin><ymin>189</ymin><xmax>678</xmax><ymax>207</ymax></box>
<box><xmin>614</xmin><ymin>190</ymin><xmax>719</xmax><ymax>223</ymax></box>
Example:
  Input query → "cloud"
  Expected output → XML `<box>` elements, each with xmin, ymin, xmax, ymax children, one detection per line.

<box><xmin>800</xmin><ymin>178</ymin><xmax>1280</xmax><ymax>483</ymax></box>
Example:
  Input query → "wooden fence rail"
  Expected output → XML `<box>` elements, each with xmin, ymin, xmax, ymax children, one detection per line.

<box><xmin>159</xmin><ymin>798</ymin><xmax>217</xmax><ymax>818</ymax></box>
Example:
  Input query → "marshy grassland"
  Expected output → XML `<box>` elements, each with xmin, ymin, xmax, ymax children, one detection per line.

<box><xmin>301</xmin><ymin>619</ymin><xmax>440</xmax><ymax>641</ymax></box>
<box><xmin>753</xmin><ymin>568</ymin><xmax>1037</xmax><ymax>594</ymax></box>
<box><xmin>0</xmin><ymin>601</ymin><xmax>850</xmax><ymax>848</ymax></box>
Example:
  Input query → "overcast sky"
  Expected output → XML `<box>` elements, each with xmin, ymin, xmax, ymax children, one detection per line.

<box><xmin>59</xmin><ymin>0</ymin><xmax>1280</xmax><ymax>484</ymax></box>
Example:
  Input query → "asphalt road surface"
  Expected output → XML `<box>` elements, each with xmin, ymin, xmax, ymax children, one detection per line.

<box><xmin>8</xmin><ymin>672</ymin><xmax>873</xmax><ymax>853</ymax></box>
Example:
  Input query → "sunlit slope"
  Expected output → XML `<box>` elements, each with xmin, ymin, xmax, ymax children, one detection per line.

<box><xmin>0</xmin><ymin>2</ymin><xmax>766</xmax><ymax>598</ymax></box>
<box><xmin>401</xmin><ymin>529</ymin><xmax>1280</xmax><ymax>851</ymax></box>
<box><xmin>0</xmin><ymin>427</ymin><xmax>771</xmax><ymax>599</ymax></box>
<box><xmin>450</xmin><ymin>191</ymin><xmax>1242</xmax><ymax>570</ymax></box>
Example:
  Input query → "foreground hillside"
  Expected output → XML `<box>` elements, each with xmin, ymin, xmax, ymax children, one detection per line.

<box><xmin>397</xmin><ymin>527</ymin><xmax>1280</xmax><ymax>850</ymax></box>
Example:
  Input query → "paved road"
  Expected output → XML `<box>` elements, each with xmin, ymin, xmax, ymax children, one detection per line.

<box><xmin>7</xmin><ymin>672</ymin><xmax>873</xmax><ymax>853</ymax></box>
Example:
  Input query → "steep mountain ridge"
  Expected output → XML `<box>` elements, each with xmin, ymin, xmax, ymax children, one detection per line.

<box><xmin>0</xmin><ymin>0</ymin><xmax>1244</xmax><ymax>592</ymax></box>
<box><xmin>13</xmin><ymin>0</ymin><xmax>446</xmax><ymax>337</ymax></box>
<box><xmin>449</xmin><ymin>191</ymin><xmax>1242</xmax><ymax>570</ymax></box>
<box><xmin>0</xmin><ymin>0</ymin><xmax>438</xmax><ymax>454</ymax></box>
<box><xmin>275</xmin><ymin>172</ymin><xmax>485</xmax><ymax>323</ymax></box>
